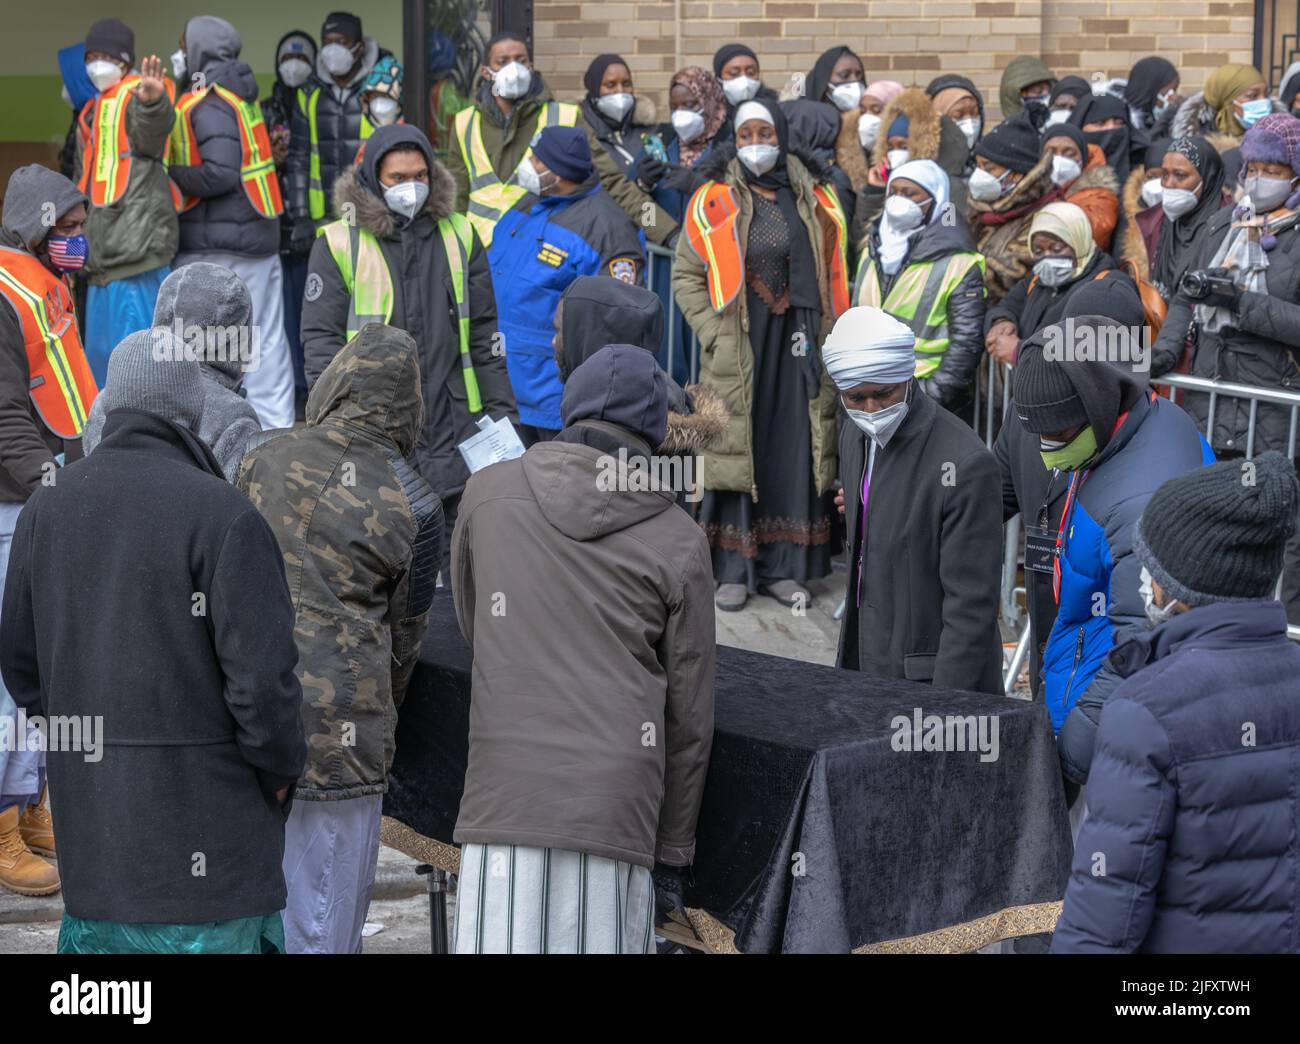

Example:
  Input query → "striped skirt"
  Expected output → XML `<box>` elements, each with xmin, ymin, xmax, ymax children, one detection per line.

<box><xmin>454</xmin><ymin>844</ymin><xmax>656</xmax><ymax>954</ymax></box>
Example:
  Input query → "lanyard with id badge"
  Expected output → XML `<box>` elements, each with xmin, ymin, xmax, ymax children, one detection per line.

<box><xmin>1023</xmin><ymin>470</ymin><xmax>1069</xmax><ymax>595</ymax></box>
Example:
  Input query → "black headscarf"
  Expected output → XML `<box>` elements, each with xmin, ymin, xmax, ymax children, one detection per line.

<box><xmin>807</xmin><ymin>46</ymin><xmax>860</xmax><ymax>108</ymax></box>
<box><xmin>1041</xmin><ymin>121</ymin><xmax>1088</xmax><ymax>161</ymax></box>
<box><xmin>1152</xmin><ymin>135</ymin><xmax>1226</xmax><ymax>298</ymax></box>
<box><xmin>1070</xmin><ymin>93</ymin><xmax>1144</xmax><ymax>182</ymax></box>
<box><xmin>714</xmin><ymin>43</ymin><xmax>757</xmax><ymax>77</ymax></box>
<box><xmin>1124</xmin><ymin>57</ymin><xmax>1178</xmax><ymax>118</ymax></box>
<box><xmin>1049</xmin><ymin>76</ymin><xmax>1091</xmax><ymax>107</ymax></box>
<box><xmin>733</xmin><ymin>101</ymin><xmax>822</xmax><ymax>389</ymax></box>
<box><xmin>583</xmin><ymin>53</ymin><xmax>626</xmax><ymax>99</ymax></box>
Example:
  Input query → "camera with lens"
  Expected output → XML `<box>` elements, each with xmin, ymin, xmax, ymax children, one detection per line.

<box><xmin>1180</xmin><ymin>268</ymin><xmax>1236</xmax><ymax>300</ymax></box>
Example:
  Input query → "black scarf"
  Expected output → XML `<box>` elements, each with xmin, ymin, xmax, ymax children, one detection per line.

<box><xmin>1152</xmin><ymin>135</ymin><xmax>1226</xmax><ymax>297</ymax></box>
<box><xmin>1070</xmin><ymin>94</ymin><xmax>1145</xmax><ymax>183</ymax></box>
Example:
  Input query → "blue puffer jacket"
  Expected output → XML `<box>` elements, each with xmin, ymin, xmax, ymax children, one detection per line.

<box><xmin>1051</xmin><ymin>600</ymin><xmax>1300</xmax><ymax>953</ymax></box>
<box><xmin>1045</xmin><ymin>391</ymin><xmax>1213</xmax><ymax>777</ymax></box>
<box><xmin>489</xmin><ymin>180</ymin><xmax>645</xmax><ymax>429</ymax></box>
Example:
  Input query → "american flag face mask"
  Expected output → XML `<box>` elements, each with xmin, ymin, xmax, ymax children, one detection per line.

<box><xmin>47</xmin><ymin>233</ymin><xmax>88</xmax><ymax>272</ymax></box>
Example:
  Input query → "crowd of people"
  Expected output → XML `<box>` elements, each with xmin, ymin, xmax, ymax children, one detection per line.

<box><xmin>1</xmin><ymin>13</ymin><xmax>1299</xmax><ymax>954</ymax></box>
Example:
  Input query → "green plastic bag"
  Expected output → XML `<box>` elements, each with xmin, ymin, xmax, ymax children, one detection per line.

<box><xmin>57</xmin><ymin>911</ymin><xmax>285</xmax><ymax>954</ymax></box>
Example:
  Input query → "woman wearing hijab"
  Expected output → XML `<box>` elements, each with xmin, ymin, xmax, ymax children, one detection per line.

<box><xmin>852</xmin><ymin>159</ymin><xmax>986</xmax><ymax>410</ymax></box>
<box><xmin>984</xmin><ymin>201</ymin><xmax>1139</xmax><ymax>364</ymax></box>
<box><xmin>712</xmin><ymin>43</ymin><xmax>780</xmax><ymax>119</ymax></box>
<box><xmin>1043</xmin><ymin>76</ymin><xmax>1092</xmax><ymax>128</ymax></box>
<box><xmin>927</xmin><ymin>74</ymin><xmax>985</xmax><ymax>158</ymax></box>
<box><xmin>577</xmin><ymin>53</ymin><xmax>679</xmax><ymax>250</ymax></box>
<box><xmin>673</xmin><ymin>100</ymin><xmax>850</xmax><ymax>612</ymax></box>
<box><xmin>804</xmin><ymin>46</ymin><xmax>866</xmax><ymax>115</ymax></box>
<box><xmin>1038</xmin><ymin>122</ymin><xmax>1121</xmax><ymax>249</ymax></box>
<box><xmin>1123</xmin><ymin>137</ymin><xmax>1230</xmax><ymax>301</ymax></box>
<box><xmin>1069</xmin><ymin>93</ymin><xmax>1146</xmax><ymax>185</ymax></box>
<box><xmin>999</xmin><ymin>56</ymin><xmax>1055</xmax><ymax>128</ymax></box>
<box><xmin>1169</xmin><ymin>64</ymin><xmax>1277</xmax><ymax>147</ymax></box>
<box><xmin>1124</xmin><ymin>56</ymin><xmax>1182</xmax><ymax>134</ymax></box>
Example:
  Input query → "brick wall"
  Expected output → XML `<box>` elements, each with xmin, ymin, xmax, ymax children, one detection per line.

<box><xmin>532</xmin><ymin>0</ymin><xmax>1256</xmax><ymax>122</ymax></box>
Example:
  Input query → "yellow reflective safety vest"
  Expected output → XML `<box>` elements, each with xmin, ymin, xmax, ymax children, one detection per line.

<box><xmin>78</xmin><ymin>75</ymin><xmax>182</xmax><ymax>210</ymax></box>
<box><xmin>318</xmin><ymin>212</ymin><xmax>483</xmax><ymax>413</ymax></box>
<box><xmin>299</xmin><ymin>86</ymin><xmax>375</xmax><ymax>220</ymax></box>
<box><xmin>170</xmin><ymin>84</ymin><xmax>284</xmax><ymax>217</ymax></box>
<box><xmin>452</xmin><ymin>101</ymin><xmax>579</xmax><ymax>247</ymax></box>
<box><xmin>854</xmin><ymin>251</ymin><xmax>985</xmax><ymax>378</ymax></box>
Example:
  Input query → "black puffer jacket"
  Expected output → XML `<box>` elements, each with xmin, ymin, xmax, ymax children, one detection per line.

<box><xmin>985</xmin><ymin>250</ymin><xmax>1138</xmax><ymax>340</ymax></box>
<box><xmin>170</xmin><ymin>18</ymin><xmax>278</xmax><ymax>258</ymax></box>
<box><xmin>856</xmin><ymin>218</ymin><xmax>986</xmax><ymax>409</ymax></box>
<box><xmin>1152</xmin><ymin>209</ymin><xmax>1300</xmax><ymax>457</ymax></box>
<box><xmin>301</xmin><ymin>125</ymin><xmax>516</xmax><ymax>502</ymax></box>
<box><xmin>284</xmin><ymin>37</ymin><xmax>383</xmax><ymax>223</ymax></box>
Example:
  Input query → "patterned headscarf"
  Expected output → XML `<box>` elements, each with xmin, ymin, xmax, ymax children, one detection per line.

<box><xmin>671</xmin><ymin>66</ymin><xmax>727</xmax><ymax>168</ymax></box>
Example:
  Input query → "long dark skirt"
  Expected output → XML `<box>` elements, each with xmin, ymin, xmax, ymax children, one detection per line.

<box><xmin>698</xmin><ymin>290</ymin><xmax>836</xmax><ymax>589</ymax></box>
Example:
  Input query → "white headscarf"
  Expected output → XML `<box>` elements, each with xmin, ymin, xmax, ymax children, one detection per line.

<box><xmin>821</xmin><ymin>306</ymin><xmax>916</xmax><ymax>389</ymax></box>
<box><xmin>877</xmin><ymin>159</ymin><xmax>950</xmax><ymax>275</ymax></box>
<box><xmin>734</xmin><ymin>100</ymin><xmax>775</xmax><ymax>129</ymax></box>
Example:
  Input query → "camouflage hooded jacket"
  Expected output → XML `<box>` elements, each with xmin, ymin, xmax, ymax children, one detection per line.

<box><xmin>238</xmin><ymin>323</ymin><xmax>443</xmax><ymax>799</ymax></box>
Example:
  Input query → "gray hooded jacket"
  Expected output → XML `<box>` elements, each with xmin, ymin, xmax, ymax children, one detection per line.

<box><xmin>83</xmin><ymin>263</ymin><xmax>263</xmax><ymax>480</ymax></box>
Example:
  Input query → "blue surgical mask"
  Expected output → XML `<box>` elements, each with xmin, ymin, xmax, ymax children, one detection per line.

<box><xmin>1239</xmin><ymin>97</ymin><xmax>1272</xmax><ymax>128</ymax></box>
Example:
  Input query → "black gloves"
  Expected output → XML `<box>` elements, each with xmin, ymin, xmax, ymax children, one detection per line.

<box><xmin>636</xmin><ymin>154</ymin><xmax>668</xmax><ymax>193</ymax></box>
<box><xmin>289</xmin><ymin>217</ymin><xmax>317</xmax><ymax>258</ymax></box>
<box><xmin>651</xmin><ymin>862</ymin><xmax>689</xmax><ymax>924</ymax></box>
<box><xmin>660</xmin><ymin>165</ymin><xmax>705</xmax><ymax>197</ymax></box>
<box><xmin>1203</xmin><ymin>283</ymin><xmax>1241</xmax><ymax>310</ymax></box>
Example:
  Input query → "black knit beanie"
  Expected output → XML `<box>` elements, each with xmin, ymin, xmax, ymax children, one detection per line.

<box><xmin>1013</xmin><ymin>344</ymin><xmax>1088</xmax><ymax>433</ymax></box>
<box><xmin>973</xmin><ymin>111</ymin><xmax>1041</xmax><ymax>173</ymax></box>
<box><xmin>85</xmin><ymin>18</ymin><xmax>135</xmax><ymax>67</ymax></box>
<box><xmin>1135</xmin><ymin>452</ymin><xmax>1300</xmax><ymax>605</ymax></box>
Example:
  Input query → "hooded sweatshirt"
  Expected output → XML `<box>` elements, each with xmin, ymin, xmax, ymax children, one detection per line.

<box><xmin>451</xmin><ymin>344</ymin><xmax>715</xmax><ymax>868</ymax></box>
<box><xmin>170</xmin><ymin>17</ymin><xmax>278</xmax><ymax>258</ymax></box>
<box><xmin>83</xmin><ymin>263</ymin><xmax>264</xmax><ymax>480</ymax></box>
<box><xmin>238</xmin><ymin>323</ymin><xmax>443</xmax><ymax>799</ymax></box>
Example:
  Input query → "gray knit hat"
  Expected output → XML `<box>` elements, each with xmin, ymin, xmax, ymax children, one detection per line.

<box><xmin>2</xmin><ymin>164</ymin><xmax>86</xmax><ymax>249</ymax></box>
<box><xmin>1135</xmin><ymin>452</ymin><xmax>1300</xmax><ymax>606</ymax></box>
<box><xmin>105</xmin><ymin>330</ymin><xmax>206</xmax><ymax>433</ymax></box>
<box><xmin>152</xmin><ymin>263</ymin><xmax>254</xmax><ymax>380</ymax></box>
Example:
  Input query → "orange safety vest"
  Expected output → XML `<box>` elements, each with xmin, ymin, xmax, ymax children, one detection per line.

<box><xmin>170</xmin><ymin>84</ymin><xmax>284</xmax><ymax>218</ymax></box>
<box><xmin>78</xmin><ymin>75</ymin><xmax>182</xmax><ymax>210</ymax></box>
<box><xmin>0</xmin><ymin>247</ymin><xmax>98</xmax><ymax>439</ymax></box>
<box><xmin>683</xmin><ymin>180</ymin><xmax>850</xmax><ymax>316</ymax></box>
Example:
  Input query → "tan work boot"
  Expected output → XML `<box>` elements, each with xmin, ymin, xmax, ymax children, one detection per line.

<box><xmin>19</xmin><ymin>787</ymin><xmax>54</xmax><ymax>856</ymax></box>
<box><xmin>0</xmin><ymin>804</ymin><xmax>60</xmax><ymax>896</ymax></box>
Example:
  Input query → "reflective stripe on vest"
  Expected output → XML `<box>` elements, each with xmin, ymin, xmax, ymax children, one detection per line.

<box><xmin>811</xmin><ymin>183</ymin><xmax>850</xmax><ymax>318</ymax></box>
<box><xmin>683</xmin><ymin>182</ymin><xmax>743</xmax><ymax>313</ymax></box>
<box><xmin>169</xmin><ymin>85</ymin><xmax>284</xmax><ymax>218</ymax></box>
<box><xmin>0</xmin><ymin>247</ymin><xmax>98</xmax><ymax>438</ymax></box>
<box><xmin>453</xmin><ymin>101</ymin><xmax>579</xmax><ymax>247</ymax></box>
<box><xmin>319</xmin><ymin>214</ymin><xmax>483</xmax><ymax>413</ymax></box>
<box><xmin>301</xmin><ymin>87</ymin><xmax>376</xmax><ymax>220</ymax></box>
<box><xmin>854</xmin><ymin>252</ymin><xmax>984</xmax><ymax>378</ymax></box>
<box><xmin>80</xmin><ymin>75</ymin><xmax>182</xmax><ymax>209</ymax></box>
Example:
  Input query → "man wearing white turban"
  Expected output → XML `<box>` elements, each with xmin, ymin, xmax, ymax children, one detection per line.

<box><xmin>828</xmin><ymin>306</ymin><xmax>1004</xmax><ymax>693</ymax></box>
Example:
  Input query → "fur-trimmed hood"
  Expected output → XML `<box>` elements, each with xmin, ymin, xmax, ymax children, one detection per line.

<box><xmin>870</xmin><ymin>87</ymin><xmax>942</xmax><ymax>167</ymax></box>
<box><xmin>331</xmin><ymin>157</ymin><xmax>456</xmax><ymax>238</ymax></box>
<box><xmin>835</xmin><ymin>109</ymin><xmax>872</xmax><ymax>192</ymax></box>
<box><xmin>661</xmin><ymin>383</ymin><xmax>728</xmax><ymax>455</ymax></box>
<box><xmin>1071</xmin><ymin>144</ymin><xmax>1120</xmax><ymax>196</ymax></box>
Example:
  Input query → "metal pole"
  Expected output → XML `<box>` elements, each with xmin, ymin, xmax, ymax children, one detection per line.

<box><xmin>1004</xmin><ymin>620</ymin><xmax>1032</xmax><ymax>695</ymax></box>
<box><xmin>415</xmin><ymin>863</ymin><xmax>452</xmax><ymax>954</ymax></box>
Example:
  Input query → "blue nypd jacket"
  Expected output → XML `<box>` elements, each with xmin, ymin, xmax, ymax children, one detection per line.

<box><xmin>489</xmin><ymin>180</ymin><xmax>645</xmax><ymax>429</ymax></box>
<box><xmin>1044</xmin><ymin>390</ymin><xmax>1215</xmax><ymax>782</ymax></box>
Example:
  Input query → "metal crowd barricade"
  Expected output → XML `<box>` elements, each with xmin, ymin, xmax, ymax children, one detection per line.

<box><xmin>644</xmin><ymin>241</ymin><xmax>700</xmax><ymax>385</ymax></box>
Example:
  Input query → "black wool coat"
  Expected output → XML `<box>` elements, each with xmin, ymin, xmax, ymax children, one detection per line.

<box><xmin>0</xmin><ymin>409</ymin><xmax>306</xmax><ymax>924</ymax></box>
<box><xmin>836</xmin><ymin>388</ymin><xmax>1005</xmax><ymax>695</ymax></box>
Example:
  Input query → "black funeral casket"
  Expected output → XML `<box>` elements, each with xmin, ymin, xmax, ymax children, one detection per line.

<box><xmin>385</xmin><ymin>595</ymin><xmax>1073</xmax><ymax>953</ymax></box>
